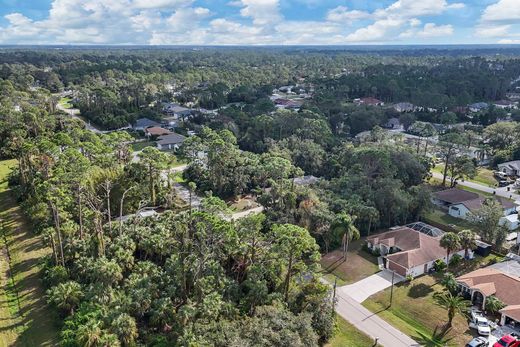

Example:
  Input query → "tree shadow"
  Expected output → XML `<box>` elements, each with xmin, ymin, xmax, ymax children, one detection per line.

<box><xmin>408</xmin><ymin>283</ymin><xmax>434</xmax><ymax>298</ymax></box>
<box><xmin>413</xmin><ymin>325</ymin><xmax>453</xmax><ymax>347</ymax></box>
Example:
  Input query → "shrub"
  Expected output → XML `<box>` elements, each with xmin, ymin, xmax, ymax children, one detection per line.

<box><xmin>406</xmin><ymin>274</ymin><xmax>414</xmax><ymax>282</ymax></box>
<box><xmin>449</xmin><ymin>254</ymin><xmax>463</xmax><ymax>267</ymax></box>
<box><xmin>433</xmin><ymin>259</ymin><xmax>447</xmax><ymax>272</ymax></box>
<box><xmin>372</xmin><ymin>248</ymin><xmax>381</xmax><ymax>256</ymax></box>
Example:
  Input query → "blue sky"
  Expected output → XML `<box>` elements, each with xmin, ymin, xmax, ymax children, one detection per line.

<box><xmin>0</xmin><ymin>0</ymin><xmax>519</xmax><ymax>45</ymax></box>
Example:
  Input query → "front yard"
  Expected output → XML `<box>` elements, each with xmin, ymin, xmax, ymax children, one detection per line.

<box><xmin>320</xmin><ymin>239</ymin><xmax>380</xmax><ymax>286</ymax></box>
<box><xmin>432</xmin><ymin>163</ymin><xmax>497</xmax><ymax>187</ymax></box>
<box><xmin>362</xmin><ymin>275</ymin><xmax>474</xmax><ymax>347</ymax></box>
<box><xmin>326</xmin><ymin>315</ymin><xmax>379</xmax><ymax>347</ymax></box>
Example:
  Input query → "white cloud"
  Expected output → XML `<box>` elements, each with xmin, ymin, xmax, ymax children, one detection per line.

<box><xmin>498</xmin><ymin>39</ymin><xmax>520</xmax><ymax>44</ymax></box>
<box><xmin>238</xmin><ymin>0</ymin><xmax>282</xmax><ymax>26</ymax></box>
<box><xmin>475</xmin><ymin>24</ymin><xmax>511</xmax><ymax>38</ymax></box>
<box><xmin>326</xmin><ymin>6</ymin><xmax>370</xmax><ymax>22</ymax></box>
<box><xmin>417</xmin><ymin>23</ymin><xmax>453</xmax><ymax>37</ymax></box>
<box><xmin>481</xmin><ymin>0</ymin><xmax>520</xmax><ymax>22</ymax></box>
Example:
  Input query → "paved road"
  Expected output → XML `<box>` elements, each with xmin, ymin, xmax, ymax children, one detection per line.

<box><xmin>338</xmin><ymin>270</ymin><xmax>404</xmax><ymax>303</ymax></box>
<box><xmin>335</xmin><ymin>291</ymin><xmax>420</xmax><ymax>347</ymax></box>
<box><xmin>56</xmin><ymin>103</ymin><xmax>104</xmax><ymax>133</ymax></box>
<box><xmin>431</xmin><ymin>171</ymin><xmax>520</xmax><ymax>202</ymax></box>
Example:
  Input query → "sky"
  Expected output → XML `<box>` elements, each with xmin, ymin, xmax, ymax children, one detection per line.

<box><xmin>0</xmin><ymin>0</ymin><xmax>519</xmax><ymax>45</ymax></box>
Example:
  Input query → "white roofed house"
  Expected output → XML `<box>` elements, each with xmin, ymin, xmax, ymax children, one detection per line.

<box><xmin>393</xmin><ymin>102</ymin><xmax>415</xmax><ymax>113</ymax></box>
<box><xmin>156</xmin><ymin>133</ymin><xmax>186</xmax><ymax>151</ymax></box>
<box><xmin>498</xmin><ymin>160</ymin><xmax>520</xmax><ymax>177</ymax></box>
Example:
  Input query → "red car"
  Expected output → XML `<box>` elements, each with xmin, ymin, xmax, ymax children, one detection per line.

<box><xmin>494</xmin><ymin>335</ymin><xmax>520</xmax><ymax>347</ymax></box>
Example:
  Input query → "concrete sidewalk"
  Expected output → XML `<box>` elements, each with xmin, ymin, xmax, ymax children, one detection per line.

<box><xmin>335</xmin><ymin>291</ymin><xmax>420</xmax><ymax>347</ymax></box>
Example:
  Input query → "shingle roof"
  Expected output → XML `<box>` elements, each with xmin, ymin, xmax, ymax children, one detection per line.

<box><xmin>500</xmin><ymin>305</ymin><xmax>520</xmax><ymax>322</ymax></box>
<box><xmin>157</xmin><ymin>133</ymin><xmax>185</xmax><ymax>146</ymax></box>
<box><xmin>367</xmin><ymin>227</ymin><xmax>449</xmax><ymax>269</ymax></box>
<box><xmin>145</xmin><ymin>126</ymin><xmax>171</xmax><ymax>136</ymax></box>
<box><xmin>433</xmin><ymin>188</ymin><xmax>479</xmax><ymax>204</ymax></box>
<box><xmin>135</xmin><ymin>118</ymin><xmax>160</xmax><ymax>128</ymax></box>
<box><xmin>457</xmin><ymin>268</ymin><xmax>520</xmax><ymax>306</ymax></box>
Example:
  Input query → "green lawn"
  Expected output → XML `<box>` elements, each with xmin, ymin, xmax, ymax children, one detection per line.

<box><xmin>58</xmin><ymin>97</ymin><xmax>73</xmax><ymax>109</ymax></box>
<box><xmin>432</xmin><ymin>163</ymin><xmax>497</xmax><ymax>187</ymax></box>
<box><xmin>429</xmin><ymin>177</ymin><xmax>493</xmax><ymax>197</ymax></box>
<box><xmin>362</xmin><ymin>275</ymin><xmax>474</xmax><ymax>347</ymax></box>
<box><xmin>131</xmin><ymin>141</ymin><xmax>156</xmax><ymax>151</ymax></box>
<box><xmin>326</xmin><ymin>315</ymin><xmax>379</xmax><ymax>347</ymax></box>
<box><xmin>423</xmin><ymin>208</ymin><xmax>475</xmax><ymax>232</ymax></box>
<box><xmin>0</xmin><ymin>159</ymin><xmax>59</xmax><ymax>346</ymax></box>
<box><xmin>320</xmin><ymin>239</ymin><xmax>380</xmax><ymax>285</ymax></box>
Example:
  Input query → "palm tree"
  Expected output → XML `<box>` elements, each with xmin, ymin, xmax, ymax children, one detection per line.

<box><xmin>485</xmin><ymin>295</ymin><xmax>506</xmax><ymax>314</ymax></box>
<box><xmin>440</xmin><ymin>232</ymin><xmax>461</xmax><ymax>268</ymax></box>
<box><xmin>458</xmin><ymin>229</ymin><xmax>477</xmax><ymax>259</ymax></box>
<box><xmin>331</xmin><ymin>213</ymin><xmax>360</xmax><ymax>261</ymax></box>
<box><xmin>110</xmin><ymin>313</ymin><xmax>138</xmax><ymax>346</ymax></box>
<box><xmin>47</xmin><ymin>281</ymin><xmax>83</xmax><ymax>316</ymax></box>
<box><xmin>433</xmin><ymin>291</ymin><xmax>469</xmax><ymax>328</ymax></box>
<box><xmin>76</xmin><ymin>319</ymin><xmax>103</xmax><ymax>347</ymax></box>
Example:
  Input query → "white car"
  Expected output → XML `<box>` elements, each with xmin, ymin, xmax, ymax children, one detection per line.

<box><xmin>470</xmin><ymin>311</ymin><xmax>491</xmax><ymax>336</ymax></box>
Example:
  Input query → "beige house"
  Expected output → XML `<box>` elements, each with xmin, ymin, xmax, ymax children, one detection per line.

<box><xmin>457</xmin><ymin>268</ymin><xmax>520</xmax><ymax>325</ymax></box>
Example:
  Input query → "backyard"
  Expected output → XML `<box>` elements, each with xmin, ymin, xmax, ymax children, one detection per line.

<box><xmin>362</xmin><ymin>275</ymin><xmax>474</xmax><ymax>347</ymax></box>
<box><xmin>423</xmin><ymin>207</ymin><xmax>475</xmax><ymax>232</ymax></box>
<box><xmin>0</xmin><ymin>159</ymin><xmax>59</xmax><ymax>346</ymax></box>
<box><xmin>58</xmin><ymin>97</ymin><xmax>73</xmax><ymax>109</ymax></box>
<box><xmin>320</xmin><ymin>239</ymin><xmax>380</xmax><ymax>286</ymax></box>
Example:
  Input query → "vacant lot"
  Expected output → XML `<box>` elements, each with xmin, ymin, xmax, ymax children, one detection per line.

<box><xmin>320</xmin><ymin>239</ymin><xmax>380</xmax><ymax>286</ymax></box>
<box><xmin>363</xmin><ymin>275</ymin><xmax>474</xmax><ymax>347</ymax></box>
<box><xmin>326</xmin><ymin>315</ymin><xmax>379</xmax><ymax>347</ymax></box>
<box><xmin>0</xmin><ymin>159</ymin><xmax>59</xmax><ymax>346</ymax></box>
<box><xmin>432</xmin><ymin>163</ymin><xmax>496</xmax><ymax>187</ymax></box>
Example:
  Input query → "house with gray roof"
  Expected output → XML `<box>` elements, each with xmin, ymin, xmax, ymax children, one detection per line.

<box><xmin>157</xmin><ymin>133</ymin><xmax>186</xmax><ymax>150</ymax></box>
<box><xmin>134</xmin><ymin>118</ymin><xmax>160</xmax><ymax>131</ymax></box>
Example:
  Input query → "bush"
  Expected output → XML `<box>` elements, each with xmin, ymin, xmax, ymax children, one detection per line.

<box><xmin>433</xmin><ymin>259</ymin><xmax>447</xmax><ymax>272</ymax></box>
<box><xmin>372</xmin><ymin>248</ymin><xmax>381</xmax><ymax>257</ymax></box>
<box><xmin>406</xmin><ymin>274</ymin><xmax>414</xmax><ymax>282</ymax></box>
<box><xmin>449</xmin><ymin>254</ymin><xmax>463</xmax><ymax>267</ymax></box>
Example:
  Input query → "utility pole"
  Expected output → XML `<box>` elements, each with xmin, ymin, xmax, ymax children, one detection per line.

<box><xmin>333</xmin><ymin>277</ymin><xmax>337</xmax><ymax>303</ymax></box>
<box><xmin>389</xmin><ymin>270</ymin><xmax>395</xmax><ymax>307</ymax></box>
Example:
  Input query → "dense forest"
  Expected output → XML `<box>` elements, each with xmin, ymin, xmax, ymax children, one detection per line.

<box><xmin>1</xmin><ymin>47</ymin><xmax>520</xmax><ymax>346</ymax></box>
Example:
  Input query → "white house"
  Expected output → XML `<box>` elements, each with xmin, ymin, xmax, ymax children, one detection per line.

<box><xmin>498</xmin><ymin>160</ymin><xmax>520</xmax><ymax>177</ymax></box>
<box><xmin>366</xmin><ymin>226</ymin><xmax>468</xmax><ymax>278</ymax></box>
<box><xmin>157</xmin><ymin>133</ymin><xmax>185</xmax><ymax>151</ymax></box>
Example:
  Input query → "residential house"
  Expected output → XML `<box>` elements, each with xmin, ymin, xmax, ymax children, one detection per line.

<box><xmin>134</xmin><ymin>118</ymin><xmax>160</xmax><ymax>131</ymax></box>
<box><xmin>145</xmin><ymin>126</ymin><xmax>171</xmax><ymax>137</ymax></box>
<box><xmin>432</xmin><ymin>188</ymin><xmax>479</xmax><ymax>209</ymax></box>
<box><xmin>456</xmin><ymin>268</ymin><xmax>520</xmax><ymax>326</ymax></box>
<box><xmin>433</xmin><ymin>188</ymin><xmax>519</xmax><ymax>230</ymax></box>
<box><xmin>506</xmin><ymin>92</ymin><xmax>520</xmax><ymax>101</ymax></box>
<box><xmin>498</xmin><ymin>160</ymin><xmax>520</xmax><ymax>177</ymax></box>
<box><xmin>393</xmin><ymin>102</ymin><xmax>415</xmax><ymax>113</ymax></box>
<box><xmin>384</xmin><ymin>117</ymin><xmax>403</xmax><ymax>130</ymax></box>
<box><xmin>366</xmin><ymin>225</ymin><xmax>467</xmax><ymax>278</ymax></box>
<box><xmin>493</xmin><ymin>100</ymin><xmax>518</xmax><ymax>109</ymax></box>
<box><xmin>468</xmin><ymin>102</ymin><xmax>489</xmax><ymax>113</ymax></box>
<box><xmin>157</xmin><ymin>133</ymin><xmax>185</xmax><ymax>150</ymax></box>
<box><xmin>354</xmin><ymin>97</ymin><xmax>384</xmax><ymax>106</ymax></box>
<box><xmin>162</xmin><ymin>103</ymin><xmax>193</xmax><ymax>119</ymax></box>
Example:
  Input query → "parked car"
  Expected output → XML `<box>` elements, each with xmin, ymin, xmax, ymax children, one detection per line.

<box><xmin>466</xmin><ymin>336</ymin><xmax>488</xmax><ymax>347</ymax></box>
<box><xmin>495</xmin><ymin>171</ymin><xmax>508</xmax><ymax>180</ymax></box>
<box><xmin>493</xmin><ymin>335</ymin><xmax>519</xmax><ymax>347</ymax></box>
<box><xmin>469</xmin><ymin>311</ymin><xmax>491</xmax><ymax>335</ymax></box>
<box><xmin>499</xmin><ymin>180</ymin><xmax>511</xmax><ymax>187</ymax></box>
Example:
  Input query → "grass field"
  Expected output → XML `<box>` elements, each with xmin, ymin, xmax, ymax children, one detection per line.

<box><xmin>432</xmin><ymin>163</ymin><xmax>497</xmax><ymax>187</ymax></box>
<box><xmin>424</xmin><ymin>208</ymin><xmax>475</xmax><ymax>232</ymax></box>
<box><xmin>0</xmin><ymin>159</ymin><xmax>59</xmax><ymax>346</ymax></box>
<box><xmin>362</xmin><ymin>275</ymin><xmax>474</xmax><ymax>347</ymax></box>
<box><xmin>131</xmin><ymin>141</ymin><xmax>156</xmax><ymax>151</ymax></box>
<box><xmin>320</xmin><ymin>239</ymin><xmax>380</xmax><ymax>285</ymax></box>
<box><xmin>326</xmin><ymin>315</ymin><xmax>379</xmax><ymax>347</ymax></box>
<box><xmin>58</xmin><ymin>97</ymin><xmax>73</xmax><ymax>109</ymax></box>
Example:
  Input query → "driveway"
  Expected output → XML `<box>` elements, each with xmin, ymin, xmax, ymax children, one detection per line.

<box><xmin>338</xmin><ymin>270</ymin><xmax>404</xmax><ymax>303</ymax></box>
